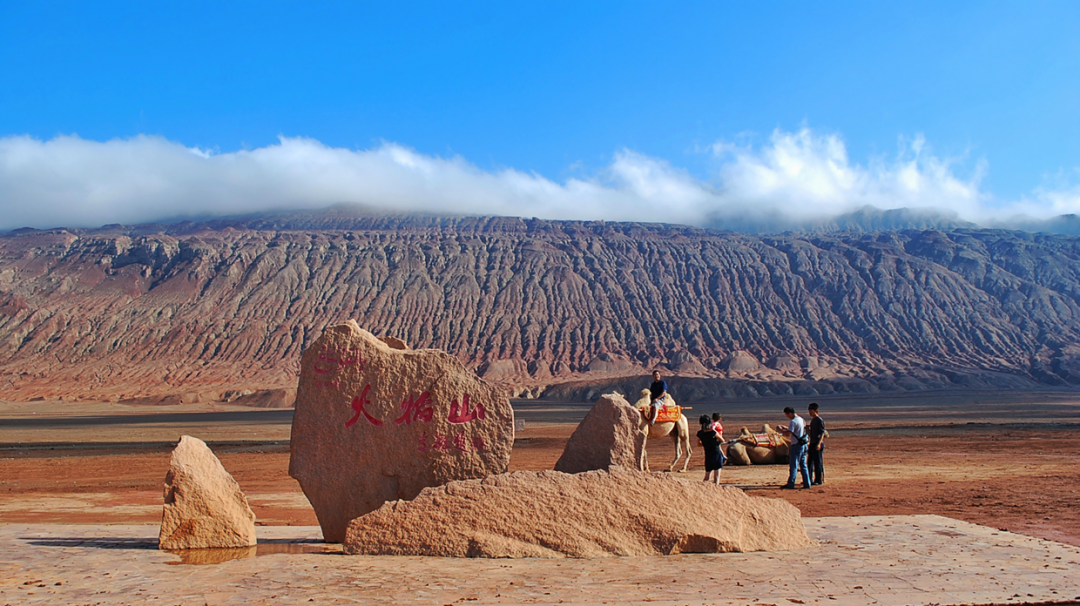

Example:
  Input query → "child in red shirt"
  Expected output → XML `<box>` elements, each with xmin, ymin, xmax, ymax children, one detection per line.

<box><xmin>710</xmin><ymin>412</ymin><xmax>724</xmax><ymax>441</ymax></box>
<box><xmin>711</xmin><ymin>412</ymin><xmax>727</xmax><ymax>466</ymax></box>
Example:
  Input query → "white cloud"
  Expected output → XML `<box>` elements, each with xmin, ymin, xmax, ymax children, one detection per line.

<box><xmin>0</xmin><ymin>129</ymin><xmax>1075</xmax><ymax>231</ymax></box>
<box><xmin>709</xmin><ymin>129</ymin><xmax>986</xmax><ymax>221</ymax></box>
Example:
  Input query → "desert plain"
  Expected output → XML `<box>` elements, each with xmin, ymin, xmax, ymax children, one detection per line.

<box><xmin>2</xmin><ymin>389</ymin><xmax>1080</xmax><ymax>605</ymax></box>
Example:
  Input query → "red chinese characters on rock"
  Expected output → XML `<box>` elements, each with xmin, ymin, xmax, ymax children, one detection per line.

<box><xmin>315</xmin><ymin>347</ymin><xmax>364</xmax><ymax>375</ymax></box>
<box><xmin>344</xmin><ymin>385</ymin><xmax>382</xmax><ymax>428</ymax></box>
<box><xmin>418</xmin><ymin>431</ymin><xmax>486</xmax><ymax>454</ymax></box>
<box><xmin>417</xmin><ymin>432</ymin><xmax>448</xmax><ymax>453</ymax></box>
<box><xmin>394</xmin><ymin>392</ymin><xmax>434</xmax><ymax>426</ymax></box>
<box><xmin>447</xmin><ymin>394</ymin><xmax>485</xmax><ymax>424</ymax></box>
<box><xmin>342</xmin><ymin>386</ymin><xmax>487</xmax><ymax>455</ymax></box>
<box><xmin>432</xmin><ymin>434</ymin><xmax>449</xmax><ymax>451</ymax></box>
<box><xmin>453</xmin><ymin>433</ymin><xmax>469</xmax><ymax>452</ymax></box>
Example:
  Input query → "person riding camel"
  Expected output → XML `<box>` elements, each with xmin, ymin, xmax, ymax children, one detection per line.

<box><xmin>648</xmin><ymin>370</ymin><xmax>668</xmax><ymax>426</ymax></box>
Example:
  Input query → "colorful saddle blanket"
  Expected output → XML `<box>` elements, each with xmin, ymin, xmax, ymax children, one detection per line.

<box><xmin>745</xmin><ymin>433</ymin><xmax>784</xmax><ymax>447</ymax></box>
<box><xmin>639</xmin><ymin>404</ymin><xmax>682</xmax><ymax>424</ymax></box>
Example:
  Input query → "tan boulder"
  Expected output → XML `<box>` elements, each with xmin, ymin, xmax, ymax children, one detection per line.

<box><xmin>344</xmin><ymin>466</ymin><xmax>813</xmax><ymax>557</ymax></box>
<box><xmin>159</xmin><ymin>435</ymin><xmax>257</xmax><ymax>550</ymax></box>
<box><xmin>289</xmin><ymin>320</ymin><xmax>514</xmax><ymax>542</ymax></box>
<box><xmin>554</xmin><ymin>393</ymin><xmax>645</xmax><ymax>473</ymax></box>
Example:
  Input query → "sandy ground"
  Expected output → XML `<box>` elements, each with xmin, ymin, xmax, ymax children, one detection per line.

<box><xmin>4</xmin><ymin>516</ymin><xmax>1080</xmax><ymax>605</ymax></box>
<box><xmin>2</xmin><ymin>392</ymin><xmax>1080</xmax><ymax>548</ymax></box>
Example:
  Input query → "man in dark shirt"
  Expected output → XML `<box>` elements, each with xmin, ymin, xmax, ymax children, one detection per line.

<box><xmin>648</xmin><ymin>370</ymin><xmax>668</xmax><ymax>425</ymax></box>
<box><xmin>807</xmin><ymin>402</ymin><xmax>827</xmax><ymax>486</ymax></box>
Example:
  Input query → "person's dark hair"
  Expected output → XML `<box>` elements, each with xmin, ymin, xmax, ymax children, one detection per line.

<box><xmin>783</xmin><ymin>406</ymin><xmax>795</xmax><ymax>414</ymax></box>
<box><xmin>808</xmin><ymin>402</ymin><xmax>819</xmax><ymax>411</ymax></box>
<box><xmin>711</xmin><ymin>412</ymin><xmax>721</xmax><ymax>422</ymax></box>
<box><xmin>699</xmin><ymin>414</ymin><xmax>711</xmax><ymax>426</ymax></box>
<box><xmin>652</xmin><ymin>370</ymin><xmax>661</xmax><ymax>375</ymax></box>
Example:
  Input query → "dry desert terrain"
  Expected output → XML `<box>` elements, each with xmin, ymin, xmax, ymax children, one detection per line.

<box><xmin>2</xmin><ymin>391</ymin><xmax>1078</xmax><ymax>548</ymax></box>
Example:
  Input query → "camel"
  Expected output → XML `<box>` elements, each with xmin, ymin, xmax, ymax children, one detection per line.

<box><xmin>724</xmin><ymin>424</ymin><xmax>790</xmax><ymax>465</ymax></box>
<box><xmin>633</xmin><ymin>389</ymin><xmax>692</xmax><ymax>473</ymax></box>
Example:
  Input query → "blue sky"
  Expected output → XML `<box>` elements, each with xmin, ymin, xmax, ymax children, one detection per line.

<box><xmin>2</xmin><ymin>1</ymin><xmax>1079</xmax><ymax>228</ymax></box>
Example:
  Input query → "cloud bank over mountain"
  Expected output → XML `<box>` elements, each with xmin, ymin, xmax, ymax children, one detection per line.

<box><xmin>1</xmin><ymin>128</ymin><xmax>1077</xmax><ymax>230</ymax></box>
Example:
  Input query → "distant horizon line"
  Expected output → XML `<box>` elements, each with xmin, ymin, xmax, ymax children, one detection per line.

<box><xmin>4</xmin><ymin>203</ymin><xmax>1078</xmax><ymax>237</ymax></box>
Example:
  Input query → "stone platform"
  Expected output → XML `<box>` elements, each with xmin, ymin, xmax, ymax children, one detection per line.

<box><xmin>1</xmin><ymin>515</ymin><xmax>1078</xmax><ymax>605</ymax></box>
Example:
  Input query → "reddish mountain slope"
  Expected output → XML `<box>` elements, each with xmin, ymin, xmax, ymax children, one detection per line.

<box><xmin>1</xmin><ymin>212</ymin><xmax>1078</xmax><ymax>402</ymax></box>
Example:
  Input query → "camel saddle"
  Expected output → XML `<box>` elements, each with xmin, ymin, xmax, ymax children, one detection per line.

<box><xmin>639</xmin><ymin>403</ymin><xmax>682</xmax><ymax>424</ymax></box>
<box><xmin>746</xmin><ymin>433</ymin><xmax>784</xmax><ymax>447</ymax></box>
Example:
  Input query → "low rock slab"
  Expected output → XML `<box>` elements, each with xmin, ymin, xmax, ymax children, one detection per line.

<box><xmin>289</xmin><ymin>320</ymin><xmax>514</xmax><ymax>542</ymax></box>
<box><xmin>554</xmin><ymin>393</ymin><xmax>645</xmax><ymax>473</ymax></box>
<box><xmin>159</xmin><ymin>435</ymin><xmax>257</xmax><ymax>550</ymax></box>
<box><xmin>344</xmin><ymin>466</ymin><xmax>813</xmax><ymax>557</ymax></box>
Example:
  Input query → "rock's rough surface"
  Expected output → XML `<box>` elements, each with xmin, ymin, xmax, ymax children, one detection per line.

<box><xmin>159</xmin><ymin>435</ymin><xmax>257</xmax><ymax>550</ymax></box>
<box><xmin>289</xmin><ymin>321</ymin><xmax>514</xmax><ymax>542</ymax></box>
<box><xmin>378</xmin><ymin>335</ymin><xmax>409</xmax><ymax>350</ymax></box>
<box><xmin>343</xmin><ymin>466</ymin><xmax>813</xmax><ymax>557</ymax></box>
<box><xmin>554</xmin><ymin>393</ymin><xmax>645</xmax><ymax>473</ymax></box>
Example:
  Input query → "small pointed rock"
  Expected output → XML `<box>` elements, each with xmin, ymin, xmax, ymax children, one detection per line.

<box><xmin>159</xmin><ymin>435</ymin><xmax>257</xmax><ymax>550</ymax></box>
<box><xmin>554</xmin><ymin>393</ymin><xmax>645</xmax><ymax>473</ymax></box>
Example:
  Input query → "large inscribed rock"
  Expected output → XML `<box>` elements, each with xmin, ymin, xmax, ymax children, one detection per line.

<box><xmin>554</xmin><ymin>393</ymin><xmax>645</xmax><ymax>473</ymax></box>
<box><xmin>344</xmin><ymin>466</ymin><xmax>813</xmax><ymax>557</ymax></box>
<box><xmin>159</xmin><ymin>435</ymin><xmax>257</xmax><ymax>550</ymax></box>
<box><xmin>289</xmin><ymin>320</ymin><xmax>514</xmax><ymax>542</ymax></box>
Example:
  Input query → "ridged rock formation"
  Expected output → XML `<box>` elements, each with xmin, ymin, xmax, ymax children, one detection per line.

<box><xmin>343</xmin><ymin>466</ymin><xmax>813</xmax><ymax>558</ymax></box>
<box><xmin>1</xmin><ymin>211</ymin><xmax>1079</xmax><ymax>401</ymax></box>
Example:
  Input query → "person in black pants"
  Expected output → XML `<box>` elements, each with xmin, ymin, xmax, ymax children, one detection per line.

<box><xmin>696</xmin><ymin>415</ymin><xmax>723</xmax><ymax>484</ymax></box>
<box><xmin>807</xmin><ymin>402</ymin><xmax>827</xmax><ymax>486</ymax></box>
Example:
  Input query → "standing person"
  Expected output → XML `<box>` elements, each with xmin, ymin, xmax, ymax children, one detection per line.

<box><xmin>696</xmin><ymin>415</ymin><xmax>723</xmax><ymax>484</ymax></box>
<box><xmin>807</xmin><ymin>402</ymin><xmax>826</xmax><ymax>486</ymax></box>
<box><xmin>647</xmin><ymin>370</ymin><xmax>668</xmax><ymax>425</ymax></box>
<box><xmin>777</xmin><ymin>406</ymin><xmax>810</xmax><ymax>489</ymax></box>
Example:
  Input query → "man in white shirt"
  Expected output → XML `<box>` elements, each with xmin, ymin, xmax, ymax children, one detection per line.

<box><xmin>777</xmin><ymin>406</ymin><xmax>811</xmax><ymax>489</ymax></box>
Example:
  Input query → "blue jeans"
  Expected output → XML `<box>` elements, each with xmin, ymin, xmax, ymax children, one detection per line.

<box><xmin>787</xmin><ymin>441</ymin><xmax>810</xmax><ymax>487</ymax></box>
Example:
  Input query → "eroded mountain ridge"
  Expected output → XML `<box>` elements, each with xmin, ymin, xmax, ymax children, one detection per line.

<box><xmin>1</xmin><ymin>212</ymin><xmax>1078</xmax><ymax>402</ymax></box>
